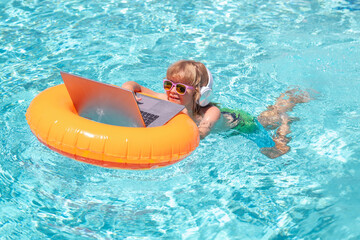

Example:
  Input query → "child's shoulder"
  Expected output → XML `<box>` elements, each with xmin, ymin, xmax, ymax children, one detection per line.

<box><xmin>201</xmin><ymin>104</ymin><xmax>221</xmax><ymax>120</ymax></box>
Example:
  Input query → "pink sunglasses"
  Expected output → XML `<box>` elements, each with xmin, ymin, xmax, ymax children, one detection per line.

<box><xmin>163</xmin><ymin>79</ymin><xmax>194</xmax><ymax>95</ymax></box>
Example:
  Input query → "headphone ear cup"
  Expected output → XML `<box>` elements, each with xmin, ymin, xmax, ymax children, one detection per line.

<box><xmin>199</xmin><ymin>87</ymin><xmax>212</xmax><ymax>107</ymax></box>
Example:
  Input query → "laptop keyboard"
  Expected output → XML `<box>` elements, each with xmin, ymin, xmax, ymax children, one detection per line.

<box><xmin>140</xmin><ymin>111</ymin><xmax>160</xmax><ymax>127</ymax></box>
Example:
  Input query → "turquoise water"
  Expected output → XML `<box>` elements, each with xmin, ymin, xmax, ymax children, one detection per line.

<box><xmin>1</xmin><ymin>0</ymin><xmax>360</xmax><ymax>239</ymax></box>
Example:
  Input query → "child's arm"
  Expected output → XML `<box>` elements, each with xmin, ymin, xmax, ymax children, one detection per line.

<box><xmin>122</xmin><ymin>81</ymin><xmax>166</xmax><ymax>100</ymax></box>
<box><xmin>198</xmin><ymin>106</ymin><xmax>221</xmax><ymax>139</ymax></box>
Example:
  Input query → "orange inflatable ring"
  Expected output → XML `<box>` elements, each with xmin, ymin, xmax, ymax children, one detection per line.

<box><xmin>26</xmin><ymin>84</ymin><xmax>200</xmax><ymax>170</ymax></box>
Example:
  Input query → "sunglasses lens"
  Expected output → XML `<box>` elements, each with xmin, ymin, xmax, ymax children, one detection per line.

<box><xmin>163</xmin><ymin>81</ymin><xmax>172</xmax><ymax>91</ymax></box>
<box><xmin>176</xmin><ymin>84</ymin><xmax>186</xmax><ymax>94</ymax></box>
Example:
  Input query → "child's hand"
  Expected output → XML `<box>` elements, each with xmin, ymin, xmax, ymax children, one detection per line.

<box><xmin>122</xmin><ymin>81</ymin><xmax>142</xmax><ymax>102</ymax></box>
<box><xmin>134</xmin><ymin>93</ymin><xmax>142</xmax><ymax>102</ymax></box>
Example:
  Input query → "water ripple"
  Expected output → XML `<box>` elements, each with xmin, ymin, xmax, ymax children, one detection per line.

<box><xmin>1</xmin><ymin>0</ymin><xmax>360</xmax><ymax>238</ymax></box>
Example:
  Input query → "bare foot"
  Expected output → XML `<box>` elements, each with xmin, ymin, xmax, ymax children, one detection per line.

<box><xmin>287</xmin><ymin>89</ymin><xmax>311</xmax><ymax>103</ymax></box>
<box><xmin>260</xmin><ymin>136</ymin><xmax>291</xmax><ymax>159</ymax></box>
<box><xmin>260</xmin><ymin>114</ymin><xmax>292</xmax><ymax>159</ymax></box>
<box><xmin>260</xmin><ymin>146</ymin><xmax>289</xmax><ymax>159</ymax></box>
<box><xmin>286</xmin><ymin>88</ymin><xmax>319</xmax><ymax>103</ymax></box>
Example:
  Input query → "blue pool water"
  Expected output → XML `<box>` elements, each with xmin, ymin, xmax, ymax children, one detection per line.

<box><xmin>1</xmin><ymin>0</ymin><xmax>360</xmax><ymax>239</ymax></box>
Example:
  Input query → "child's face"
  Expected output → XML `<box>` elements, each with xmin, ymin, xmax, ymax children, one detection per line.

<box><xmin>165</xmin><ymin>78</ymin><xmax>195</xmax><ymax>108</ymax></box>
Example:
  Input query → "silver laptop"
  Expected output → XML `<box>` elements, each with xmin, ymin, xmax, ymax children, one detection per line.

<box><xmin>60</xmin><ymin>72</ymin><xmax>185</xmax><ymax>127</ymax></box>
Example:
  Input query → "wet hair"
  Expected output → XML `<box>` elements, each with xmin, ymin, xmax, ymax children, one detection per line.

<box><xmin>166</xmin><ymin>60</ymin><xmax>209</xmax><ymax>115</ymax></box>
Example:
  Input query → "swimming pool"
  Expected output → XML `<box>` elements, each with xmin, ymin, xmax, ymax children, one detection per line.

<box><xmin>1</xmin><ymin>0</ymin><xmax>359</xmax><ymax>238</ymax></box>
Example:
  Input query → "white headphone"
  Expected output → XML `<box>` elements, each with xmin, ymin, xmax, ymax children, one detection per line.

<box><xmin>199</xmin><ymin>67</ymin><xmax>213</xmax><ymax>107</ymax></box>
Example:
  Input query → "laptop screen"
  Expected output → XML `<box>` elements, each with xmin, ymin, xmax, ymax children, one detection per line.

<box><xmin>61</xmin><ymin>72</ymin><xmax>145</xmax><ymax>127</ymax></box>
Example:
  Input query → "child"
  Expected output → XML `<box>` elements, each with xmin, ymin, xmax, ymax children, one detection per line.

<box><xmin>122</xmin><ymin>60</ymin><xmax>310</xmax><ymax>159</ymax></box>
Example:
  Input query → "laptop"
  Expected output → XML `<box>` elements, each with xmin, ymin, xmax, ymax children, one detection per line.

<box><xmin>60</xmin><ymin>71</ymin><xmax>185</xmax><ymax>127</ymax></box>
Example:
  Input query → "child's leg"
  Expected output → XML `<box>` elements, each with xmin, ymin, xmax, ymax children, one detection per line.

<box><xmin>257</xmin><ymin>89</ymin><xmax>310</xmax><ymax>129</ymax></box>
<box><xmin>257</xmin><ymin>89</ymin><xmax>312</xmax><ymax>158</ymax></box>
<box><xmin>260</xmin><ymin>114</ymin><xmax>291</xmax><ymax>159</ymax></box>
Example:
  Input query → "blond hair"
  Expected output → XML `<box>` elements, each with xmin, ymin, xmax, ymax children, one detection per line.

<box><xmin>166</xmin><ymin>60</ymin><xmax>209</xmax><ymax>115</ymax></box>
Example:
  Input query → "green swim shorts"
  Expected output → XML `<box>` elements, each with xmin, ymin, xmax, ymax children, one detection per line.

<box><xmin>219</xmin><ymin>107</ymin><xmax>275</xmax><ymax>148</ymax></box>
<box><xmin>220</xmin><ymin>107</ymin><xmax>259</xmax><ymax>134</ymax></box>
